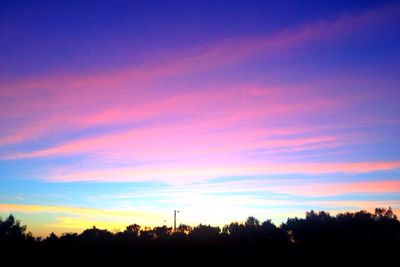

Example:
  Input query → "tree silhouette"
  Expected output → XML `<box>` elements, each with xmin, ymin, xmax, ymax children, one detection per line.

<box><xmin>79</xmin><ymin>226</ymin><xmax>113</xmax><ymax>243</ymax></box>
<box><xmin>125</xmin><ymin>223</ymin><xmax>141</xmax><ymax>236</ymax></box>
<box><xmin>177</xmin><ymin>224</ymin><xmax>192</xmax><ymax>234</ymax></box>
<box><xmin>0</xmin><ymin>214</ymin><xmax>28</xmax><ymax>242</ymax></box>
<box><xmin>43</xmin><ymin>232</ymin><xmax>59</xmax><ymax>244</ymax></box>
<box><xmin>190</xmin><ymin>224</ymin><xmax>220</xmax><ymax>244</ymax></box>
<box><xmin>375</xmin><ymin>207</ymin><xmax>397</xmax><ymax>220</ymax></box>
<box><xmin>245</xmin><ymin>216</ymin><xmax>260</xmax><ymax>228</ymax></box>
<box><xmin>152</xmin><ymin>225</ymin><xmax>173</xmax><ymax>239</ymax></box>
<box><xmin>1</xmin><ymin>208</ymin><xmax>399</xmax><ymax>265</ymax></box>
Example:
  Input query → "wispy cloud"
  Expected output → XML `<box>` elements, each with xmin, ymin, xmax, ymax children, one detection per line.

<box><xmin>0</xmin><ymin>203</ymin><xmax>162</xmax><ymax>236</ymax></box>
<box><xmin>1</xmin><ymin>4</ymin><xmax>399</xmax><ymax>146</ymax></box>
<box><xmin>1</xmin><ymin>3</ymin><xmax>400</xmax><ymax>236</ymax></box>
<box><xmin>41</xmin><ymin>161</ymin><xmax>400</xmax><ymax>184</ymax></box>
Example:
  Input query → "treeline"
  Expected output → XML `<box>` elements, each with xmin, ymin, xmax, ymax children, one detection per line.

<box><xmin>1</xmin><ymin>208</ymin><xmax>399</xmax><ymax>265</ymax></box>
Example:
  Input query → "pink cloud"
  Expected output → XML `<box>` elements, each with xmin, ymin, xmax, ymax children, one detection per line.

<box><xmin>1</xmin><ymin>4</ymin><xmax>398</xmax><ymax>146</ymax></box>
<box><xmin>1</xmin><ymin>84</ymin><xmax>347</xmax><ymax>161</ymax></box>
<box><xmin>171</xmin><ymin>178</ymin><xmax>400</xmax><ymax>197</ymax></box>
<box><xmin>268</xmin><ymin>180</ymin><xmax>400</xmax><ymax>197</ymax></box>
<box><xmin>104</xmin><ymin>178</ymin><xmax>400</xmax><ymax>201</ymax></box>
<box><xmin>40</xmin><ymin>160</ymin><xmax>400</xmax><ymax>184</ymax></box>
<box><xmin>1</xmin><ymin>119</ymin><xmax>341</xmax><ymax>162</ymax></box>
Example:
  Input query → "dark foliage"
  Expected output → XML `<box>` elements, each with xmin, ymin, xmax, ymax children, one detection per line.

<box><xmin>1</xmin><ymin>208</ymin><xmax>399</xmax><ymax>265</ymax></box>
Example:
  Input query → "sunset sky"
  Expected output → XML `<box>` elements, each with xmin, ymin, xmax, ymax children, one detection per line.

<box><xmin>1</xmin><ymin>0</ymin><xmax>400</xmax><ymax>237</ymax></box>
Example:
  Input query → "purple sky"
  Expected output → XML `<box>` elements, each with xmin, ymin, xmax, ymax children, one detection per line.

<box><xmin>0</xmin><ymin>0</ymin><xmax>400</xmax><ymax>236</ymax></box>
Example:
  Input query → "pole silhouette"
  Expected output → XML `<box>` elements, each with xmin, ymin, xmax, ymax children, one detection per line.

<box><xmin>174</xmin><ymin>210</ymin><xmax>180</xmax><ymax>232</ymax></box>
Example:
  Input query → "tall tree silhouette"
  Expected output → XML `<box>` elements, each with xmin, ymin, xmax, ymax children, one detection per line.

<box><xmin>0</xmin><ymin>214</ymin><xmax>28</xmax><ymax>242</ymax></box>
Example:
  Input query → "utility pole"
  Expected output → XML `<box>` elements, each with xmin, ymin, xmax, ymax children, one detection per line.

<box><xmin>174</xmin><ymin>210</ymin><xmax>180</xmax><ymax>232</ymax></box>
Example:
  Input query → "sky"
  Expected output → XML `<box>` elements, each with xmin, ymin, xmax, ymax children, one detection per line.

<box><xmin>1</xmin><ymin>0</ymin><xmax>400</xmax><ymax>237</ymax></box>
